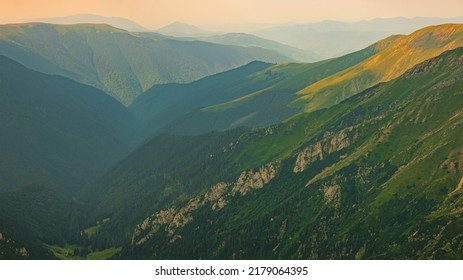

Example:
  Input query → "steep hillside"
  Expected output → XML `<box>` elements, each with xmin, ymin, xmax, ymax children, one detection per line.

<box><xmin>0</xmin><ymin>23</ymin><xmax>290</xmax><ymax>105</ymax></box>
<box><xmin>297</xmin><ymin>24</ymin><xmax>463</xmax><ymax>112</ymax></box>
<box><xmin>89</xmin><ymin>47</ymin><xmax>463</xmax><ymax>259</ymax></box>
<box><xmin>132</xmin><ymin>36</ymin><xmax>397</xmax><ymax>136</ymax></box>
<box><xmin>0</xmin><ymin>56</ymin><xmax>138</xmax><ymax>195</ymax></box>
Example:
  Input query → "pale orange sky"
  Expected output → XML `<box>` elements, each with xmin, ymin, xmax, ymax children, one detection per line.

<box><xmin>1</xmin><ymin>0</ymin><xmax>462</xmax><ymax>29</ymax></box>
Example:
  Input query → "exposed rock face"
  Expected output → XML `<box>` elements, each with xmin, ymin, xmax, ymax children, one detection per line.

<box><xmin>0</xmin><ymin>231</ymin><xmax>30</xmax><ymax>258</ymax></box>
<box><xmin>294</xmin><ymin>127</ymin><xmax>355</xmax><ymax>173</ymax></box>
<box><xmin>232</xmin><ymin>163</ymin><xmax>280</xmax><ymax>196</ymax></box>
<box><xmin>323</xmin><ymin>184</ymin><xmax>341</xmax><ymax>205</ymax></box>
<box><xmin>16</xmin><ymin>247</ymin><xmax>29</xmax><ymax>257</ymax></box>
<box><xmin>132</xmin><ymin>162</ymin><xmax>281</xmax><ymax>245</ymax></box>
<box><xmin>294</xmin><ymin>143</ymin><xmax>323</xmax><ymax>173</ymax></box>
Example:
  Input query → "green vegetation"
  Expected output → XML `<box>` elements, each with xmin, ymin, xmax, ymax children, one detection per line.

<box><xmin>87</xmin><ymin>247</ymin><xmax>122</xmax><ymax>260</ymax></box>
<box><xmin>47</xmin><ymin>244</ymin><xmax>121</xmax><ymax>260</ymax></box>
<box><xmin>115</xmin><ymin>47</ymin><xmax>463</xmax><ymax>259</ymax></box>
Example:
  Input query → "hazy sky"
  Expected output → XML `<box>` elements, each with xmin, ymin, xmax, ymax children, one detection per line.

<box><xmin>1</xmin><ymin>0</ymin><xmax>462</xmax><ymax>29</ymax></box>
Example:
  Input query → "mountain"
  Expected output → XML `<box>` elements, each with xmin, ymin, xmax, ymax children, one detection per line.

<box><xmin>157</xmin><ymin>22</ymin><xmax>215</xmax><ymax>37</ymax></box>
<box><xmin>199</xmin><ymin>33</ymin><xmax>322</xmax><ymax>62</ymax></box>
<box><xmin>0</xmin><ymin>23</ymin><xmax>291</xmax><ymax>105</ymax></box>
<box><xmin>130</xmin><ymin>34</ymin><xmax>398</xmax><ymax>136</ymax></box>
<box><xmin>90</xmin><ymin>47</ymin><xmax>463</xmax><ymax>259</ymax></box>
<box><xmin>255</xmin><ymin>17</ymin><xmax>463</xmax><ymax>58</ymax></box>
<box><xmin>2</xmin><ymin>23</ymin><xmax>463</xmax><ymax>260</ymax></box>
<box><xmin>296</xmin><ymin>24</ymin><xmax>463</xmax><ymax>112</ymax></box>
<box><xmin>29</xmin><ymin>14</ymin><xmax>149</xmax><ymax>32</ymax></box>
<box><xmin>0</xmin><ymin>55</ymin><xmax>139</xmax><ymax>195</ymax></box>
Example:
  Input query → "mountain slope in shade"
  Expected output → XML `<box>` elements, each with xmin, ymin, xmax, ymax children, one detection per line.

<box><xmin>0</xmin><ymin>23</ymin><xmax>290</xmax><ymax>105</ymax></box>
<box><xmin>0</xmin><ymin>55</ymin><xmax>139</xmax><ymax>195</ymax></box>
<box><xmin>115</xmin><ymin>47</ymin><xmax>463</xmax><ymax>259</ymax></box>
<box><xmin>296</xmin><ymin>24</ymin><xmax>463</xmax><ymax>112</ymax></box>
<box><xmin>28</xmin><ymin>14</ymin><xmax>149</xmax><ymax>32</ymax></box>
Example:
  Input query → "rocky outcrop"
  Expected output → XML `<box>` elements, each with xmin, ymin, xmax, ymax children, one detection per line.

<box><xmin>132</xmin><ymin>162</ymin><xmax>281</xmax><ymax>245</ymax></box>
<box><xmin>294</xmin><ymin>143</ymin><xmax>323</xmax><ymax>173</ymax></box>
<box><xmin>294</xmin><ymin>127</ymin><xmax>355</xmax><ymax>173</ymax></box>
<box><xmin>323</xmin><ymin>184</ymin><xmax>341</xmax><ymax>205</ymax></box>
<box><xmin>232</xmin><ymin>163</ymin><xmax>280</xmax><ymax>196</ymax></box>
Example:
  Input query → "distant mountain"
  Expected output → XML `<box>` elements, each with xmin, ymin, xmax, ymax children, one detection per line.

<box><xmin>255</xmin><ymin>17</ymin><xmax>463</xmax><ymax>58</ymax></box>
<box><xmin>296</xmin><ymin>24</ymin><xmax>463</xmax><ymax>111</ymax></box>
<box><xmin>0</xmin><ymin>55</ymin><xmax>139</xmax><ymax>195</ymax></box>
<box><xmin>157</xmin><ymin>22</ymin><xmax>216</xmax><ymax>37</ymax></box>
<box><xmin>0</xmin><ymin>23</ymin><xmax>291</xmax><ymax>105</ymax></box>
<box><xmin>84</xmin><ymin>47</ymin><xmax>463</xmax><ymax>259</ymax></box>
<box><xmin>29</xmin><ymin>14</ymin><xmax>149</xmax><ymax>32</ymax></box>
<box><xmin>199</xmin><ymin>23</ymin><xmax>277</xmax><ymax>34</ymax></box>
<box><xmin>200</xmin><ymin>33</ymin><xmax>322</xmax><ymax>62</ymax></box>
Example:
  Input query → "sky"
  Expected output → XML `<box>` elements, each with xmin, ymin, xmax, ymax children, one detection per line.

<box><xmin>1</xmin><ymin>0</ymin><xmax>462</xmax><ymax>29</ymax></box>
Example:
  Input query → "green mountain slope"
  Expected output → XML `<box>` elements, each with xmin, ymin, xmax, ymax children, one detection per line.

<box><xmin>297</xmin><ymin>24</ymin><xmax>463</xmax><ymax>112</ymax></box>
<box><xmin>0</xmin><ymin>23</ymin><xmax>290</xmax><ymax>105</ymax></box>
<box><xmin>0</xmin><ymin>55</ymin><xmax>138</xmax><ymax>195</ymax></box>
<box><xmin>132</xmin><ymin>36</ymin><xmax>397</xmax><ymax>136</ymax></box>
<box><xmin>88</xmin><ymin>47</ymin><xmax>463</xmax><ymax>259</ymax></box>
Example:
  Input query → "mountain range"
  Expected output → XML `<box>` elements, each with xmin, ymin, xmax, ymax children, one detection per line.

<box><xmin>0</xmin><ymin>23</ymin><xmax>291</xmax><ymax>105</ymax></box>
<box><xmin>0</xmin><ymin>21</ymin><xmax>462</xmax><ymax>260</ymax></box>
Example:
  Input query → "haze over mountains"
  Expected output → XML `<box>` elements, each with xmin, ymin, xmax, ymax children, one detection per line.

<box><xmin>254</xmin><ymin>17</ymin><xmax>463</xmax><ymax>57</ymax></box>
<box><xmin>0</xmin><ymin>15</ymin><xmax>462</xmax><ymax>260</ymax></box>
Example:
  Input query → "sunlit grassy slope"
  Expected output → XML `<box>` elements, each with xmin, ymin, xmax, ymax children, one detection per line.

<box><xmin>297</xmin><ymin>24</ymin><xmax>463</xmax><ymax>112</ymax></box>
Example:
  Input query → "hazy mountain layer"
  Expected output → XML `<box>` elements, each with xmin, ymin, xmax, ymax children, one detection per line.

<box><xmin>199</xmin><ymin>33</ymin><xmax>322</xmax><ymax>62</ymax></box>
<box><xmin>255</xmin><ymin>17</ymin><xmax>463</xmax><ymax>57</ymax></box>
<box><xmin>29</xmin><ymin>14</ymin><xmax>149</xmax><ymax>32</ymax></box>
